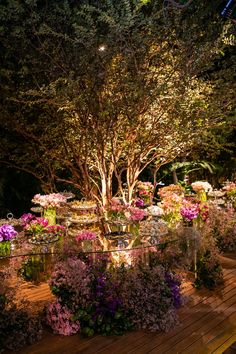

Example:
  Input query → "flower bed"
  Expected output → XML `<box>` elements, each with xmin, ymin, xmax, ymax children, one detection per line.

<box><xmin>46</xmin><ymin>253</ymin><xmax>182</xmax><ymax>336</ymax></box>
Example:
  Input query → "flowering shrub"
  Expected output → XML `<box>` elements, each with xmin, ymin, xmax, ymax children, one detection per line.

<box><xmin>46</xmin><ymin>300</ymin><xmax>80</xmax><ymax>335</ymax></box>
<box><xmin>0</xmin><ymin>268</ymin><xmax>42</xmax><ymax>351</ymax></box>
<box><xmin>194</xmin><ymin>250</ymin><xmax>223</xmax><ymax>289</ymax></box>
<box><xmin>32</xmin><ymin>193</ymin><xmax>67</xmax><ymax>208</ymax></box>
<box><xmin>0</xmin><ymin>224</ymin><xmax>18</xmax><ymax>242</ymax></box>
<box><xmin>47</xmin><ymin>255</ymin><xmax>182</xmax><ymax>336</ymax></box>
<box><xmin>49</xmin><ymin>257</ymin><xmax>92</xmax><ymax>311</ymax></box>
<box><xmin>76</xmin><ymin>230</ymin><xmax>97</xmax><ymax>242</ymax></box>
<box><xmin>202</xmin><ymin>205</ymin><xmax>236</xmax><ymax>252</ymax></box>
<box><xmin>119</xmin><ymin>265</ymin><xmax>181</xmax><ymax>332</ymax></box>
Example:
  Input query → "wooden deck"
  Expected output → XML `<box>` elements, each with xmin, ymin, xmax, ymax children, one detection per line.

<box><xmin>15</xmin><ymin>253</ymin><xmax>236</xmax><ymax>354</ymax></box>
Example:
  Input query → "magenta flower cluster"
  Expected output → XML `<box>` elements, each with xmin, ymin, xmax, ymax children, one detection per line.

<box><xmin>134</xmin><ymin>198</ymin><xmax>145</xmax><ymax>207</ymax></box>
<box><xmin>76</xmin><ymin>231</ymin><xmax>97</xmax><ymax>242</ymax></box>
<box><xmin>180</xmin><ymin>204</ymin><xmax>199</xmax><ymax>222</ymax></box>
<box><xmin>21</xmin><ymin>213</ymin><xmax>36</xmax><ymax>226</ymax></box>
<box><xmin>0</xmin><ymin>224</ymin><xmax>18</xmax><ymax>242</ymax></box>
<box><xmin>46</xmin><ymin>299</ymin><xmax>80</xmax><ymax>335</ymax></box>
<box><xmin>47</xmin><ymin>225</ymin><xmax>65</xmax><ymax>236</ymax></box>
<box><xmin>126</xmin><ymin>207</ymin><xmax>147</xmax><ymax>221</ymax></box>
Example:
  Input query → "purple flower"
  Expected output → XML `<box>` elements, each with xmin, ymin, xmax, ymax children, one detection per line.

<box><xmin>0</xmin><ymin>224</ymin><xmax>18</xmax><ymax>241</ymax></box>
<box><xmin>21</xmin><ymin>213</ymin><xmax>36</xmax><ymax>226</ymax></box>
<box><xmin>135</xmin><ymin>198</ymin><xmax>145</xmax><ymax>207</ymax></box>
<box><xmin>180</xmin><ymin>205</ymin><xmax>199</xmax><ymax>222</ymax></box>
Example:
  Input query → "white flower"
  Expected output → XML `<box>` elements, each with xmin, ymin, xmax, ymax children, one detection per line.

<box><xmin>191</xmin><ymin>181</ymin><xmax>212</xmax><ymax>193</ymax></box>
<box><xmin>146</xmin><ymin>205</ymin><xmax>163</xmax><ymax>216</ymax></box>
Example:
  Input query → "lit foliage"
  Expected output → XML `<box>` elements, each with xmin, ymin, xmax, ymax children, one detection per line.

<box><xmin>0</xmin><ymin>0</ymin><xmax>234</xmax><ymax>204</ymax></box>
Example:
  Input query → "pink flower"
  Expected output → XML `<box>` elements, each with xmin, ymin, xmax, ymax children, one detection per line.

<box><xmin>125</xmin><ymin>207</ymin><xmax>147</xmax><ymax>221</ymax></box>
<box><xmin>46</xmin><ymin>300</ymin><xmax>80</xmax><ymax>335</ymax></box>
<box><xmin>32</xmin><ymin>193</ymin><xmax>67</xmax><ymax>208</ymax></box>
<box><xmin>76</xmin><ymin>230</ymin><xmax>97</xmax><ymax>242</ymax></box>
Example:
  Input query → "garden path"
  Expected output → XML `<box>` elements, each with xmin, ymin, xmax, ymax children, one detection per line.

<box><xmin>14</xmin><ymin>254</ymin><xmax>236</xmax><ymax>354</ymax></box>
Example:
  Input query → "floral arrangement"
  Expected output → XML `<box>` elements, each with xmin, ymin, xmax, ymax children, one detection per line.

<box><xmin>0</xmin><ymin>224</ymin><xmax>18</xmax><ymax>242</ymax></box>
<box><xmin>180</xmin><ymin>198</ymin><xmax>209</xmax><ymax>224</ymax></box>
<box><xmin>158</xmin><ymin>184</ymin><xmax>184</xmax><ymax>199</ymax></box>
<box><xmin>191</xmin><ymin>181</ymin><xmax>212</xmax><ymax>193</ymax></box>
<box><xmin>21</xmin><ymin>213</ymin><xmax>36</xmax><ymax>226</ymax></box>
<box><xmin>24</xmin><ymin>217</ymin><xmax>49</xmax><ymax>235</ymax></box>
<box><xmin>32</xmin><ymin>193</ymin><xmax>67</xmax><ymax>208</ymax></box>
<box><xmin>139</xmin><ymin>218</ymin><xmax>168</xmax><ymax>239</ymax></box>
<box><xmin>146</xmin><ymin>205</ymin><xmax>164</xmax><ymax>217</ymax></box>
<box><xmin>222</xmin><ymin>182</ymin><xmax>236</xmax><ymax>208</ymax></box>
<box><xmin>23</xmin><ymin>216</ymin><xmax>65</xmax><ymax>244</ymax></box>
<box><xmin>47</xmin><ymin>225</ymin><xmax>65</xmax><ymax>237</ymax></box>
<box><xmin>134</xmin><ymin>198</ymin><xmax>145</xmax><ymax>207</ymax></box>
<box><xmin>107</xmin><ymin>200</ymin><xmax>146</xmax><ymax>222</ymax></box>
<box><xmin>159</xmin><ymin>193</ymin><xmax>183</xmax><ymax>226</ymax></box>
<box><xmin>107</xmin><ymin>198</ymin><xmax>127</xmax><ymax>220</ymax></box>
<box><xmin>76</xmin><ymin>230</ymin><xmax>97</xmax><ymax>242</ymax></box>
<box><xmin>136</xmin><ymin>181</ymin><xmax>154</xmax><ymax>204</ymax></box>
<box><xmin>180</xmin><ymin>198</ymin><xmax>200</xmax><ymax>223</ymax></box>
<box><xmin>124</xmin><ymin>207</ymin><xmax>147</xmax><ymax>222</ymax></box>
<box><xmin>222</xmin><ymin>181</ymin><xmax>236</xmax><ymax>193</ymax></box>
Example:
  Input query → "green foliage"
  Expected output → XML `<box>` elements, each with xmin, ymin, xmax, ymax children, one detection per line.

<box><xmin>0</xmin><ymin>0</ymin><xmax>235</xmax><ymax>204</ymax></box>
<box><xmin>194</xmin><ymin>250</ymin><xmax>223</xmax><ymax>290</ymax></box>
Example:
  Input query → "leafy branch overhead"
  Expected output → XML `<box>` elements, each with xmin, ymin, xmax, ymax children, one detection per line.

<box><xmin>0</xmin><ymin>0</ymin><xmax>235</xmax><ymax>204</ymax></box>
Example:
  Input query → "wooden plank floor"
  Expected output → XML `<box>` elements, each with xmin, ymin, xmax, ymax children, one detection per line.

<box><xmin>14</xmin><ymin>254</ymin><xmax>236</xmax><ymax>354</ymax></box>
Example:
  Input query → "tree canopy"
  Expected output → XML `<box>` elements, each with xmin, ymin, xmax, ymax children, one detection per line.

<box><xmin>0</xmin><ymin>0</ymin><xmax>235</xmax><ymax>205</ymax></box>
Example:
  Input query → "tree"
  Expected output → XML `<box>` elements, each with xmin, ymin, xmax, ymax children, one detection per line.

<box><xmin>0</xmin><ymin>0</ymin><xmax>234</xmax><ymax>205</ymax></box>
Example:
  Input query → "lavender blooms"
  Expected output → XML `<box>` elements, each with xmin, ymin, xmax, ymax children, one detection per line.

<box><xmin>46</xmin><ymin>300</ymin><xmax>80</xmax><ymax>335</ymax></box>
<box><xmin>0</xmin><ymin>224</ymin><xmax>18</xmax><ymax>242</ymax></box>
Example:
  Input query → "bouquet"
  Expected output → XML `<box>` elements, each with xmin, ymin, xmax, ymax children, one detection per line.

<box><xmin>0</xmin><ymin>224</ymin><xmax>18</xmax><ymax>242</ymax></box>
<box><xmin>191</xmin><ymin>181</ymin><xmax>212</xmax><ymax>193</ymax></box>
<box><xmin>32</xmin><ymin>193</ymin><xmax>67</xmax><ymax>208</ymax></box>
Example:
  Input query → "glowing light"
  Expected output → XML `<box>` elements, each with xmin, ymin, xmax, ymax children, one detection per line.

<box><xmin>98</xmin><ymin>44</ymin><xmax>106</xmax><ymax>52</ymax></box>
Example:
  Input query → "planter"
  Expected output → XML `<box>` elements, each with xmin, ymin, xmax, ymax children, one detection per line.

<box><xmin>44</xmin><ymin>208</ymin><xmax>57</xmax><ymax>225</ymax></box>
<box><xmin>197</xmin><ymin>191</ymin><xmax>207</xmax><ymax>202</ymax></box>
<box><xmin>0</xmin><ymin>241</ymin><xmax>11</xmax><ymax>257</ymax></box>
<box><xmin>28</xmin><ymin>233</ymin><xmax>59</xmax><ymax>245</ymax></box>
